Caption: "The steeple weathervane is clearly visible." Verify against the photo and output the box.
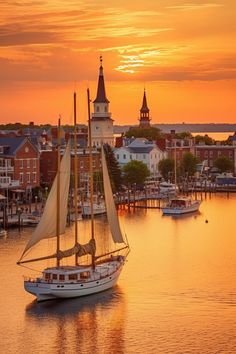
[94,56,109,103]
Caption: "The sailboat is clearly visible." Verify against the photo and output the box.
[161,138,201,215]
[17,92,129,302]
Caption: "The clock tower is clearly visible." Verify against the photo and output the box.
[91,57,114,147]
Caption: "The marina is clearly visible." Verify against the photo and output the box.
[1,194,236,353]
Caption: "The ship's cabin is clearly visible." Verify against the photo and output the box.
[42,267,92,283]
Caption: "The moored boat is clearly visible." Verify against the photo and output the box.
[161,196,201,215]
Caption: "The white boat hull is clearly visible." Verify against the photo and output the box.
[162,201,201,215]
[82,204,106,217]
[24,260,124,302]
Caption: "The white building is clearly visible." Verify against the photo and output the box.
[91,57,114,147]
[114,138,166,176]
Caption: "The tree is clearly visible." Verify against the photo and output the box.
[103,144,123,192]
[194,134,214,145]
[123,160,150,186]
[214,156,233,173]
[158,158,175,181]
[125,127,162,140]
[175,131,192,139]
[180,152,198,177]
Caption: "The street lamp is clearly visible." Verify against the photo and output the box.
[35,196,38,212]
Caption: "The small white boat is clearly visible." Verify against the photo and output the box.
[161,197,201,215]
[82,201,106,217]
[159,182,177,195]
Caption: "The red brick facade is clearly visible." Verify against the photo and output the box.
[14,140,40,188]
[195,145,235,168]
[40,148,101,187]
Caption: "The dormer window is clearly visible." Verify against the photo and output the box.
[104,106,107,112]
[96,106,100,112]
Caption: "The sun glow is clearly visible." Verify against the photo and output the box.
[0,0,235,124]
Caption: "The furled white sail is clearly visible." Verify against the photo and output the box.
[101,145,125,244]
[20,143,71,258]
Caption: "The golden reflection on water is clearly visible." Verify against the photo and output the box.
[1,194,236,353]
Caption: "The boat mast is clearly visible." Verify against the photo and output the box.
[74,92,79,265]
[87,88,95,269]
[56,117,61,267]
[174,137,177,190]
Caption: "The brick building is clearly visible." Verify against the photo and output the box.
[40,147,101,188]
[195,145,236,173]
[0,137,40,191]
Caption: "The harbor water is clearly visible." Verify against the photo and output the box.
[1,194,236,353]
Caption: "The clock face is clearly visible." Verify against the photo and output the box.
[25,146,29,153]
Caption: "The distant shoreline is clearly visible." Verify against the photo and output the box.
[114,123,236,134]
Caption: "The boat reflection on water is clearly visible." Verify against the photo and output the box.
[162,210,202,220]
[24,287,126,354]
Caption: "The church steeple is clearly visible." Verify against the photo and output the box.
[93,56,110,104]
[91,57,114,147]
[139,89,151,128]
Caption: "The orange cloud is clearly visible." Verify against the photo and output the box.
[0,0,235,124]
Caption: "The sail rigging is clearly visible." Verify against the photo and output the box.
[19,142,71,260]
[101,145,125,244]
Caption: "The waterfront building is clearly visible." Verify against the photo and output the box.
[0,137,40,193]
[40,147,101,188]
[114,138,166,176]
[165,130,195,166]
[195,145,236,173]
[91,57,114,147]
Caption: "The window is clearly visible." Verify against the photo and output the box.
[130,155,132,160]
[20,159,23,169]
[33,172,36,183]
[80,161,84,169]
[92,159,96,168]
[80,272,90,279]
[27,172,30,183]
[45,273,51,280]
[0,146,3,154]
[59,274,65,281]
[52,274,57,280]
[69,274,77,280]
[27,159,30,168]
[143,154,146,159]
[123,154,126,159]
[204,151,208,158]
[20,173,23,183]
[33,159,37,168]
[116,154,119,160]
[209,151,213,158]
[104,106,107,112]
[96,106,99,112]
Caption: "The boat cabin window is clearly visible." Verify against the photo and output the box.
[52,274,57,280]
[59,274,65,281]
[45,273,51,280]
[69,274,77,281]
[80,271,90,279]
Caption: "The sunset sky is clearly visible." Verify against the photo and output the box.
[0,0,235,125]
